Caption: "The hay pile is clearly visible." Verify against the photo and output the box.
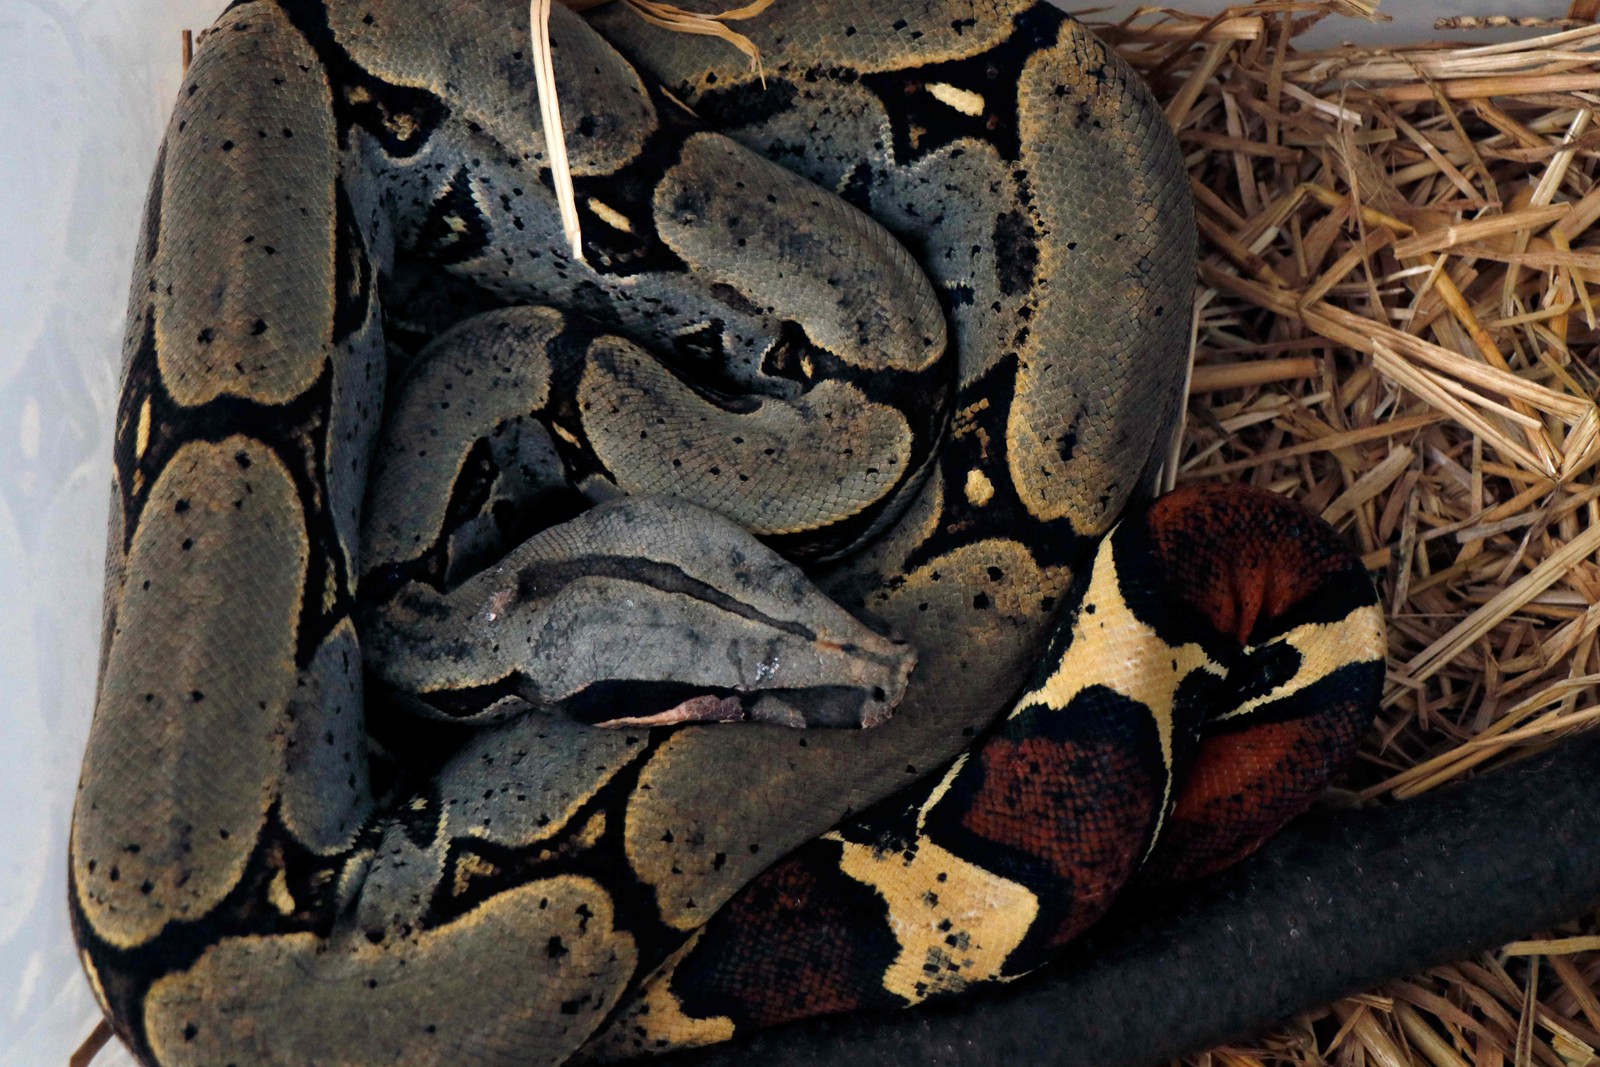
[1088,3,1600,1063]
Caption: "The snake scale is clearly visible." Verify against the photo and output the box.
[69,2,1387,1064]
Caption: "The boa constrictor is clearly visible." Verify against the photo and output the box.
[70,1,1386,1064]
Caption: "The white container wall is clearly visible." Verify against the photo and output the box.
[5,4,220,1065]
[0,2,1570,1064]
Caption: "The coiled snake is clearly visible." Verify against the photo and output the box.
[69,1,1386,1064]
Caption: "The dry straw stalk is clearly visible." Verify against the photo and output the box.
[1086,1,1600,1064]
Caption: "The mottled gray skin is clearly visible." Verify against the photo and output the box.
[70,2,1194,1065]
[364,496,916,727]
[586,0,1195,928]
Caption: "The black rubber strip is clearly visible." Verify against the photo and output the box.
[653,730,1600,1067]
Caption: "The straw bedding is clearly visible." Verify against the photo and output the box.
[1088,3,1600,1063]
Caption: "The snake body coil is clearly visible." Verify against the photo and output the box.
[70,2,1384,1064]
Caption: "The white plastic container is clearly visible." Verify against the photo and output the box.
[5,4,219,1064]
[0,2,1565,1064]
